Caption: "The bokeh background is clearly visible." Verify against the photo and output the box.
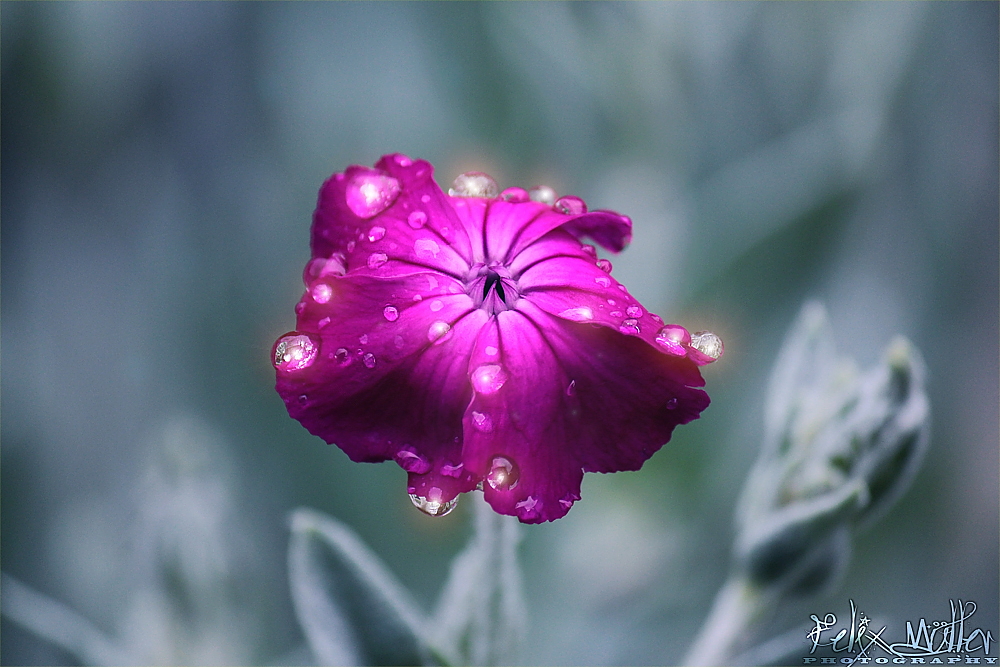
[2,2,997,664]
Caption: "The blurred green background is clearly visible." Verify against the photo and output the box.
[2,2,996,664]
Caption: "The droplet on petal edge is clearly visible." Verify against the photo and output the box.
[396,449,432,474]
[346,172,401,219]
[597,258,613,273]
[449,172,499,198]
[500,187,530,203]
[487,455,519,491]
[655,325,690,356]
[410,490,458,517]
[368,226,386,242]
[368,252,388,269]
[515,495,541,519]
[273,334,318,372]
[383,305,399,322]
[529,185,557,205]
[619,318,641,335]
[688,331,724,365]
[311,282,333,304]
[626,305,643,317]
[471,364,507,395]
[554,195,587,215]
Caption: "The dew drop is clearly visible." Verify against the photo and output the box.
[421,194,431,204]
[666,397,679,410]
[558,492,580,510]
[407,210,428,228]
[500,187,530,202]
[273,334,319,372]
[394,154,413,167]
[363,352,376,369]
[607,299,617,306]
[595,276,611,288]
[566,379,577,396]
[609,310,623,318]
[394,335,405,349]
[311,282,333,304]
[303,254,347,284]
[346,240,356,252]
[334,347,351,366]
[383,305,399,322]
[619,318,641,335]
[346,172,401,218]
[430,299,444,312]
[472,411,494,432]
[359,334,369,345]
[449,172,499,198]
[414,238,441,259]
[559,306,594,322]
[396,449,431,474]
[441,463,464,478]
[528,185,557,205]
[485,345,499,357]
[368,226,386,242]
[318,316,331,329]
[626,305,643,318]
[487,455,519,491]
[580,244,597,258]
[597,258,613,273]
[471,364,507,395]
[367,252,388,269]
[428,320,452,344]
[295,301,307,315]
[409,491,458,517]
[515,496,540,519]
[690,331,724,364]
[297,394,309,406]
[655,325,690,356]
[554,195,587,215]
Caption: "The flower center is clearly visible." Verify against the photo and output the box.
[467,262,519,315]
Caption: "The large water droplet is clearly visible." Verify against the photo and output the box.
[363,353,377,369]
[559,306,594,322]
[303,254,347,284]
[619,318,641,335]
[396,449,432,474]
[690,331,724,364]
[472,411,494,432]
[500,187,530,203]
[655,325,690,356]
[346,172,401,218]
[528,185,556,205]
[449,172,499,198]
[414,238,441,259]
[580,244,597,258]
[311,283,333,304]
[273,334,318,372]
[597,258,613,273]
[407,211,428,228]
[554,195,587,215]
[471,364,507,394]
[367,252,388,269]
[409,489,458,517]
[487,455,519,491]
[368,226,386,242]
[428,321,452,344]
[383,305,399,322]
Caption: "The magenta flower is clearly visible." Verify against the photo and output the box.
[274,154,721,523]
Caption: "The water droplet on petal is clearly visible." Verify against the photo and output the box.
[689,331,724,364]
[273,334,319,372]
[429,299,444,312]
[367,252,388,269]
[597,258,613,273]
[295,301,306,315]
[607,299,616,306]
[595,276,611,288]
[655,325,691,356]
[580,244,597,258]
[396,449,431,474]
[428,321,452,344]
[619,318,641,335]
[487,455,519,491]
[559,306,594,322]
[311,282,333,304]
[566,379,577,396]
[346,241,356,252]
[528,185,556,205]
[407,211,428,228]
[485,345,499,357]
[303,254,347,284]
[472,411,494,432]
[359,334,369,345]
[554,195,587,215]
[626,305,643,318]
[368,226,386,242]
[500,187,530,202]
[421,194,431,204]
[394,335,405,349]
[297,394,309,405]
[409,489,457,517]
[334,348,351,366]
[346,172,401,218]
[471,364,507,395]
[515,495,540,519]
[394,154,413,167]
[609,310,623,318]
[558,492,581,510]
[414,238,441,259]
[363,352,376,369]
[441,463,464,478]
[666,397,679,410]
[383,305,399,321]
[449,172,499,198]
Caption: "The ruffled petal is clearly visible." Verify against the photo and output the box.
[275,271,482,500]
[482,201,633,262]
[460,301,708,523]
